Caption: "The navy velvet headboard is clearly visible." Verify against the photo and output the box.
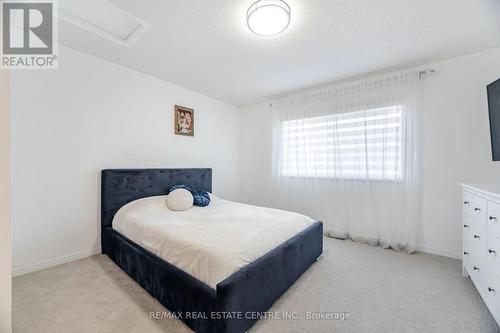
[101,168,212,229]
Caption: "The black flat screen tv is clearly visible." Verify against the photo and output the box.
[488,78,500,161]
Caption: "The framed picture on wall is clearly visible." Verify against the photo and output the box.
[174,105,194,136]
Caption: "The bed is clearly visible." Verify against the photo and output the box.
[101,168,323,333]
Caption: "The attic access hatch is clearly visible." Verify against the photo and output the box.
[58,0,151,47]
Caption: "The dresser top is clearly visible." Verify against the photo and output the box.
[461,183,500,200]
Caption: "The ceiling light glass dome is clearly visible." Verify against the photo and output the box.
[247,0,291,37]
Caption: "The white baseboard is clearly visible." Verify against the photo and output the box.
[415,245,461,259]
[13,247,101,277]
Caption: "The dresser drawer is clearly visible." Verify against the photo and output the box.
[463,191,474,216]
[487,233,500,277]
[471,195,487,228]
[470,223,486,256]
[488,201,500,237]
[469,258,486,291]
[463,216,474,269]
[468,224,486,289]
[486,267,500,319]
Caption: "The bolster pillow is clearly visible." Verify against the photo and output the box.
[166,188,194,211]
[169,185,211,207]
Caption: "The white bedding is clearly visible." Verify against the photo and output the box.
[112,195,315,289]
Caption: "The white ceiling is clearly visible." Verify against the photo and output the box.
[58,0,500,106]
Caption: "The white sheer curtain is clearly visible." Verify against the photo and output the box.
[271,73,420,252]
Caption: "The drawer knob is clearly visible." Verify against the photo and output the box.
[489,249,496,254]
[474,235,480,239]
[464,201,470,205]
[464,251,469,255]
[474,208,481,212]
[488,287,496,293]
[464,224,470,228]
[473,266,480,271]
[490,216,497,222]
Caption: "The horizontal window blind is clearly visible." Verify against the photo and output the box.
[280,105,403,180]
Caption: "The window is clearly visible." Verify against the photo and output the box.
[280,105,403,180]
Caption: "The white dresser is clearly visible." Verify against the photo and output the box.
[462,184,500,325]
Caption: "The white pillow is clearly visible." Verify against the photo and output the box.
[166,189,193,211]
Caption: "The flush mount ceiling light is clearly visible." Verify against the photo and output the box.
[247,0,291,37]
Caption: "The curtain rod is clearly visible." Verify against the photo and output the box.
[417,68,436,79]
[269,68,437,107]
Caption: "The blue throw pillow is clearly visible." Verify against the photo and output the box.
[169,185,210,207]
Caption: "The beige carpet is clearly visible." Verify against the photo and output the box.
[13,238,499,333]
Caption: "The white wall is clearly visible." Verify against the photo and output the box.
[11,45,240,275]
[12,43,500,274]
[239,47,500,258]
[0,70,12,332]
[418,47,500,257]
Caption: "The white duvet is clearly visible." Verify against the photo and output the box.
[112,195,315,289]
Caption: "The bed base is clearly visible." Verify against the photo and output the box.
[102,222,322,333]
